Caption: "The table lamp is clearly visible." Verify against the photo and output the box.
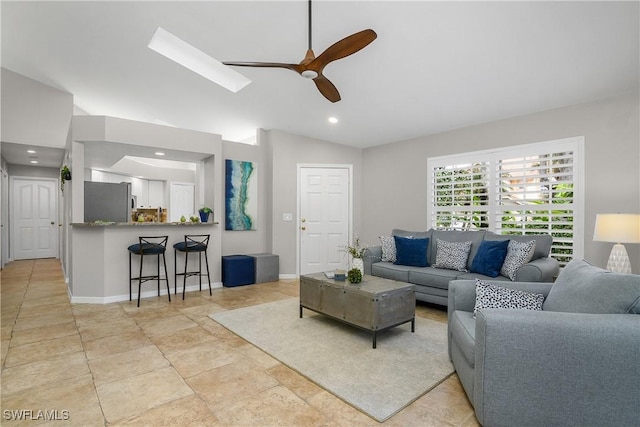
[593,213,640,274]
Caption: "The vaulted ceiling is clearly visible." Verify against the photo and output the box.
[2,1,638,149]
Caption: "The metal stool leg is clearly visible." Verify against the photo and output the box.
[137,253,144,307]
[157,253,161,297]
[174,250,178,295]
[163,252,171,302]
[129,252,133,301]
[182,251,188,300]
[203,250,212,295]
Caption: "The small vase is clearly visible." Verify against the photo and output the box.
[351,257,364,276]
[199,211,210,223]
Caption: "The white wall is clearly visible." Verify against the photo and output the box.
[0,68,72,148]
[266,130,363,275]
[361,93,640,273]
[221,140,265,256]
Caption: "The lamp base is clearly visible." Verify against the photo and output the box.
[606,243,632,274]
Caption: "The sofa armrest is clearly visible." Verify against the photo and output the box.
[515,256,559,282]
[474,310,640,427]
[363,246,382,275]
[447,280,553,357]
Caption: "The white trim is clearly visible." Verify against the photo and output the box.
[279,274,298,280]
[68,282,223,304]
[296,164,353,277]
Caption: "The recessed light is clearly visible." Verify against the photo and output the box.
[30,160,38,164]
[27,149,36,154]
[155,152,165,156]
[328,117,338,124]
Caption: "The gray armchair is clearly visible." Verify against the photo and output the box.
[448,259,640,427]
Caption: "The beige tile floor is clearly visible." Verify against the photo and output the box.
[1,258,479,426]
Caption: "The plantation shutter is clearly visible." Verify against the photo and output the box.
[427,137,584,266]
[429,160,491,231]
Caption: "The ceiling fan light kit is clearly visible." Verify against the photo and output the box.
[148,27,251,93]
[223,0,377,102]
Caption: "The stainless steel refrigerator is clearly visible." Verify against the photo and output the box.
[84,182,132,222]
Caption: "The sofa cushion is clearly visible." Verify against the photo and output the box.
[470,239,510,277]
[430,230,485,269]
[543,259,640,314]
[409,267,461,290]
[450,310,476,368]
[484,231,552,261]
[394,236,429,267]
[433,239,472,272]
[500,240,536,280]
[379,235,396,262]
[371,262,411,282]
[473,279,545,316]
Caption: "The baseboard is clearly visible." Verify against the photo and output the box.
[279,274,298,280]
[69,282,223,304]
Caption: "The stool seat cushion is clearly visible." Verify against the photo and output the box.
[173,242,207,252]
[128,243,166,255]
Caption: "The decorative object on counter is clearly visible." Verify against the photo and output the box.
[198,206,213,223]
[334,269,346,281]
[347,268,362,283]
[225,159,257,230]
[180,215,186,223]
[60,165,71,191]
[190,215,200,223]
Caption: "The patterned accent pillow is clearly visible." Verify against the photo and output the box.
[432,239,472,272]
[500,240,536,280]
[379,235,397,262]
[473,279,545,317]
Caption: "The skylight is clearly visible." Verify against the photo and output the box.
[148,27,251,93]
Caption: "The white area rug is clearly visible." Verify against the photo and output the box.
[210,298,454,422]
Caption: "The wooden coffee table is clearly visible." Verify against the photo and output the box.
[299,272,416,348]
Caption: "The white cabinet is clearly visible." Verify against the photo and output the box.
[131,178,149,207]
[148,180,164,207]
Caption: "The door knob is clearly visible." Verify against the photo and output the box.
[301,218,306,223]
[50,221,54,225]
[301,226,306,231]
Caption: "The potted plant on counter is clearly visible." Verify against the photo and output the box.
[198,206,213,223]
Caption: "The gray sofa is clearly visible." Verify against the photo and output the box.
[448,259,640,426]
[363,229,559,306]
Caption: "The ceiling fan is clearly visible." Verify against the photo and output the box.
[223,0,377,103]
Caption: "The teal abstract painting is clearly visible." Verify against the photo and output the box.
[225,159,257,230]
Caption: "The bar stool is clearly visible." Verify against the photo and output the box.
[173,234,211,300]
[128,236,170,307]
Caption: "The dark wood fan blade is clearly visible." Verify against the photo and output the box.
[223,62,304,73]
[310,29,377,72]
[313,74,341,103]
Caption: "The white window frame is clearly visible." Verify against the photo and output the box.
[427,136,585,263]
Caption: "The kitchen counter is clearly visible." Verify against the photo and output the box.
[70,220,221,303]
[72,221,218,227]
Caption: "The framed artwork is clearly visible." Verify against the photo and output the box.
[225,159,257,230]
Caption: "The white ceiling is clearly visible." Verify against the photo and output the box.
[1,1,638,150]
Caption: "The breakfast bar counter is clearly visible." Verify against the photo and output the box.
[69,221,220,303]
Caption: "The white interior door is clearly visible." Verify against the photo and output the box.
[299,166,350,275]
[12,178,58,260]
[169,182,195,222]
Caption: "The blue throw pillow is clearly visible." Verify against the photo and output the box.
[393,236,429,267]
[470,239,509,277]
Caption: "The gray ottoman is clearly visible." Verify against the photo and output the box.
[247,253,279,283]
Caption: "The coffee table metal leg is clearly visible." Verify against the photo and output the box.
[373,332,377,349]
[411,317,415,333]
[299,305,303,318]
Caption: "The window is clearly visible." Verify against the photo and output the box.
[427,137,584,266]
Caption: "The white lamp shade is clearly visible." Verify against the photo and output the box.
[593,214,640,244]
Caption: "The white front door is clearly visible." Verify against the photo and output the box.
[12,178,58,260]
[169,182,195,222]
[299,166,350,275]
